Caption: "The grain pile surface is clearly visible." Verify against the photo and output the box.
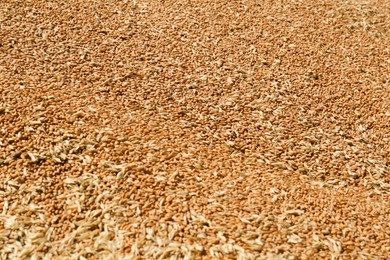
[1,0,390,259]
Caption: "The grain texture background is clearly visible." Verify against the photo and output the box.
[0,0,389,259]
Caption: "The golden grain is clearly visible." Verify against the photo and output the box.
[0,0,389,258]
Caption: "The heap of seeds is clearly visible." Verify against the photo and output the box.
[1,0,389,258]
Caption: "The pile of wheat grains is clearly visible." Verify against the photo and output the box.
[1,0,389,259]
